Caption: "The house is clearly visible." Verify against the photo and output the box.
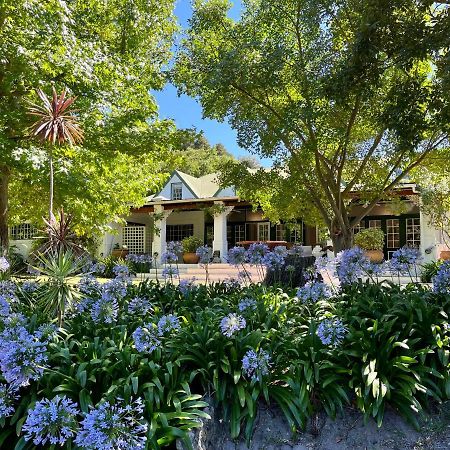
[99,170,445,264]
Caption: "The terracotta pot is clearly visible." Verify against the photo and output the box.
[440,250,450,261]
[111,249,129,259]
[365,249,384,263]
[183,252,200,264]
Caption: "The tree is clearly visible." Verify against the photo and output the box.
[174,0,450,252]
[0,0,177,253]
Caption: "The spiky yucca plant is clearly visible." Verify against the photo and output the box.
[28,87,83,223]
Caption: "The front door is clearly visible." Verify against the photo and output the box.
[257,222,270,241]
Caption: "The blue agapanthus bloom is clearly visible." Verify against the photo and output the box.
[238,297,257,312]
[113,264,130,280]
[21,280,40,294]
[389,246,422,273]
[101,278,128,302]
[433,261,450,295]
[0,383,19,419]
[0,295,11,316]
[0,326,48,387]
[126,254,153,265]
[0,280,17,300]
[78,275,101,296]
[316,318,347,347]
[222,277,241,290]
[335,247,370,285]
[226,246,247,267]
[162,266,179,279]
[133,324,161,353]
[23,395,79,446]
[91,297,119,324]
[242,349,271,381]
[75,399,148,450]
[166,241,183,254]
[262,251,286,269]
[297,281,332,303]
[1,312,27,327]
[161,251,178,264]
[127,297,153,316]
[35,323,58,343]
[246,242,269,265]
[220,313,246,337]
[196,245,211,265]
[157,315,180,335]
[178,278,196,296]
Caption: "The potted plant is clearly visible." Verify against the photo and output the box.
[354,228,385,263]
[111,243,129,259]
[181,236,203,264]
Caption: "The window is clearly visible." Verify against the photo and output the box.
[353,222,365,234]
[369,220,382,229]
[406,218,420,248]
[386,219,400,249]
[166,224,193,242]
[257,223,270,241]
[275,224,286,241]
[235,224,245,242]
[171,183,182,200]
[10,223,38,240]
[288,223,303,243]
[123,226,145,254]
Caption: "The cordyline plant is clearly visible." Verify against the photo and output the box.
[27,87,84,225]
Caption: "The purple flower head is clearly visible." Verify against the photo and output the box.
[242,349,271,381]
[35,323,58,343]
[0,295,11,316]
[389,246,422,273]
[222,277,241,290]
[335,247,370,285]
[133,324,161,353]
[0,384,19,419]
[0,280,17,301]
[273,245,288,257]
[91,297,119,324]
[101,278,127,302]
[21,280,40,294]
[78,275,101,296]
[162,266,179,279]
[297,281,332,303]
[238,297,257,312]
[23,396,79,446]
[167,241,183,254]
[220,313,246,337]
[161,251,178,264]
[179,278,196,296]
[246,242,269,265]
[0,257,9,273]
[226,247,247,267]
[75,399,148,450]
[433,261,450,295]
[127,297,153,316]
[316,318,347,347]
[113,264,130,280]
[126,254,153,265]
[157,314,180,335]
[0,326,48,387]
[196,245,211,265]
[262,251,286,269]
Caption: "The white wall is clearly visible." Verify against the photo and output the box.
[166,210,205,240]
[420,210,440,262]
[158,173,197,200]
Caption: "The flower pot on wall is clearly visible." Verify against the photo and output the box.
[183,252,200,264]
[112,249,129,259]
[365,249,384,264]
[440,250,450,261]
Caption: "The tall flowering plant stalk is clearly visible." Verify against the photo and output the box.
[196,245,211,284]
[27,87,83,225]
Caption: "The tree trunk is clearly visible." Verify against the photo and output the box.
[330,228,353,254]
[0,165,10,256]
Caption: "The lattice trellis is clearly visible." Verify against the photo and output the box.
[123,226,146,254]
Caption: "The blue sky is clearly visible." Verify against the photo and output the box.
[154,0,269,165]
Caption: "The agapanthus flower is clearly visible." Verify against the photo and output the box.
[220,313,246,337]
[196,245,211,265]
[126,254,152,265]
[157,315,180,335]
[433,261,450,295]
[178,278,196,296]
[226,246,247,266]
[0,295,11,316]
[162,266,179,279]
[161,251,178,264]
[21,280,40,294]
[262,251,286,269]
[290,245,304,255]
[91,297,119,324]
[222,277,241,290]
[101,278,128,302]
[35,323,58,343]
[0,326,48,387]
[0,257,9,273]
[133,324,161,353]
[297,281,332,303]
[273,245,289,258]
[316,318,347,347]
[238,297,257,312]
[242,349,271,381]
[0,280,17,300]
[335,247,370,285]
[127,297,153,316]
[1,312,27,327]
[286,265,296,273]
[23,396,79,446]
[166,241,183,254]
[314,255,329,274]
[113,264,130,280]
[389,247,422,273]
[77,275,101,296]
[75,399,148,450]
[246,242,269,265]
[0,384,19,419]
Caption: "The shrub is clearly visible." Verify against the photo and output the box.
[181,236,203,253]
[354,228,385,251]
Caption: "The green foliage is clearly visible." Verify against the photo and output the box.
[181,236,203,253]
[421,260,444,283]
[354,229,385,251]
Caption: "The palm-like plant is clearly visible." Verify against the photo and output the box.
[28,87,83,222]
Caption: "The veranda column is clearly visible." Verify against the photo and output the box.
[420,209,440,263]
[152,205,172,266]
[212,202,234,262]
